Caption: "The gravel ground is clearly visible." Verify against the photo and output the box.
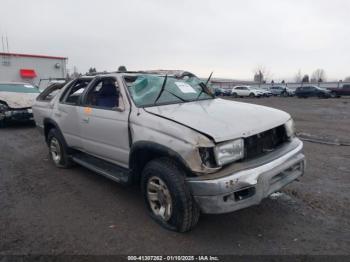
[0,97,349,255]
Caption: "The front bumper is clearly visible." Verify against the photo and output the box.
[186,140,305,214]
[1,108,33,121]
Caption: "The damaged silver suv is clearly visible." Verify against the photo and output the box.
[33,70,305,232]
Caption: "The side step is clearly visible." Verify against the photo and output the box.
[71,153,131,185]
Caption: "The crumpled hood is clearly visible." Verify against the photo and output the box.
[0,91,38,108]
[145,98,291,142]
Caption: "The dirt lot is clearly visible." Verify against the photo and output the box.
[0,97,349,255]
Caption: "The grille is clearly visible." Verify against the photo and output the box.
[244,125,288,160]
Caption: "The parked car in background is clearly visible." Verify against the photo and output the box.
[0,82,41,127]
[214,87,231,96]
[327,84,350,98]
[269,86,294,97]
[32,70,305,232]
[231,86,265,98]
[295,85,331,98]
[258,88,273,97]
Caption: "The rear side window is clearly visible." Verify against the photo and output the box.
[36,83,65,101]
[61,79,92,105]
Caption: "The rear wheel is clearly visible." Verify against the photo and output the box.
[249,93,255,98]
[141,158,200,232]
[330,92,340,98]
[47,129,73,168]
[232,92,238,98]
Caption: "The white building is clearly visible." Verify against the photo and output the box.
[0,52,67,87]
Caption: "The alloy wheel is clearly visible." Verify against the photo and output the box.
[50,137,62,164]
[147,176,173,221]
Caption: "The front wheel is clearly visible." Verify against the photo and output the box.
[141,158,200,232]
[232,92,238,98]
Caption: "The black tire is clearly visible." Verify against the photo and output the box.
[318,93,327,99]
[232,92,238,98]
[141,158,200,232]
[47,128,73,168]
[249,93,255,98]
[0,119,5,128]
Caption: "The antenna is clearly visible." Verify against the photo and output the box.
[6,34,9,53]
[1,36,4,52]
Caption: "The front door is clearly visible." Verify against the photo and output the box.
[78,76,130,168]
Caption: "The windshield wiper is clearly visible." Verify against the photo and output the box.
[196,72,214,100]
[154,75,168,105]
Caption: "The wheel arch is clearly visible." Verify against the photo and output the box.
[0,100,9,107]
[129,141,193,184]
[43,118,65,145]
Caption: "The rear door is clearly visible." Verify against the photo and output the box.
[235,87,245,96]
[241,87,250,96]
[270,86,277,95]
[309,86,318,97]
[33,83,66,128]
[233,87,240,95]
[342,85,350,95]
[301,86,311,97]
[54,78,91,149]
[78,76,130,167]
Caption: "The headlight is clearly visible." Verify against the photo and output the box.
[285,118,295,138]
[0,103,8,112]
[214,139,244,166]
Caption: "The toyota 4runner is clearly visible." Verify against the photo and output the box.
[33,70,305,232]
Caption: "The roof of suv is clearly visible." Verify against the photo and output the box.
[84,70,196,78]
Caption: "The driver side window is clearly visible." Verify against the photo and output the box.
[85,78,123,110]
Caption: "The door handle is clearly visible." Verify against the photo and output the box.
[82,117,89,123]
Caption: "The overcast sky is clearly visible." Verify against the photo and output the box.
[1,0,349,81]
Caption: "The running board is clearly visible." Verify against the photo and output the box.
[71,153,131,185]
